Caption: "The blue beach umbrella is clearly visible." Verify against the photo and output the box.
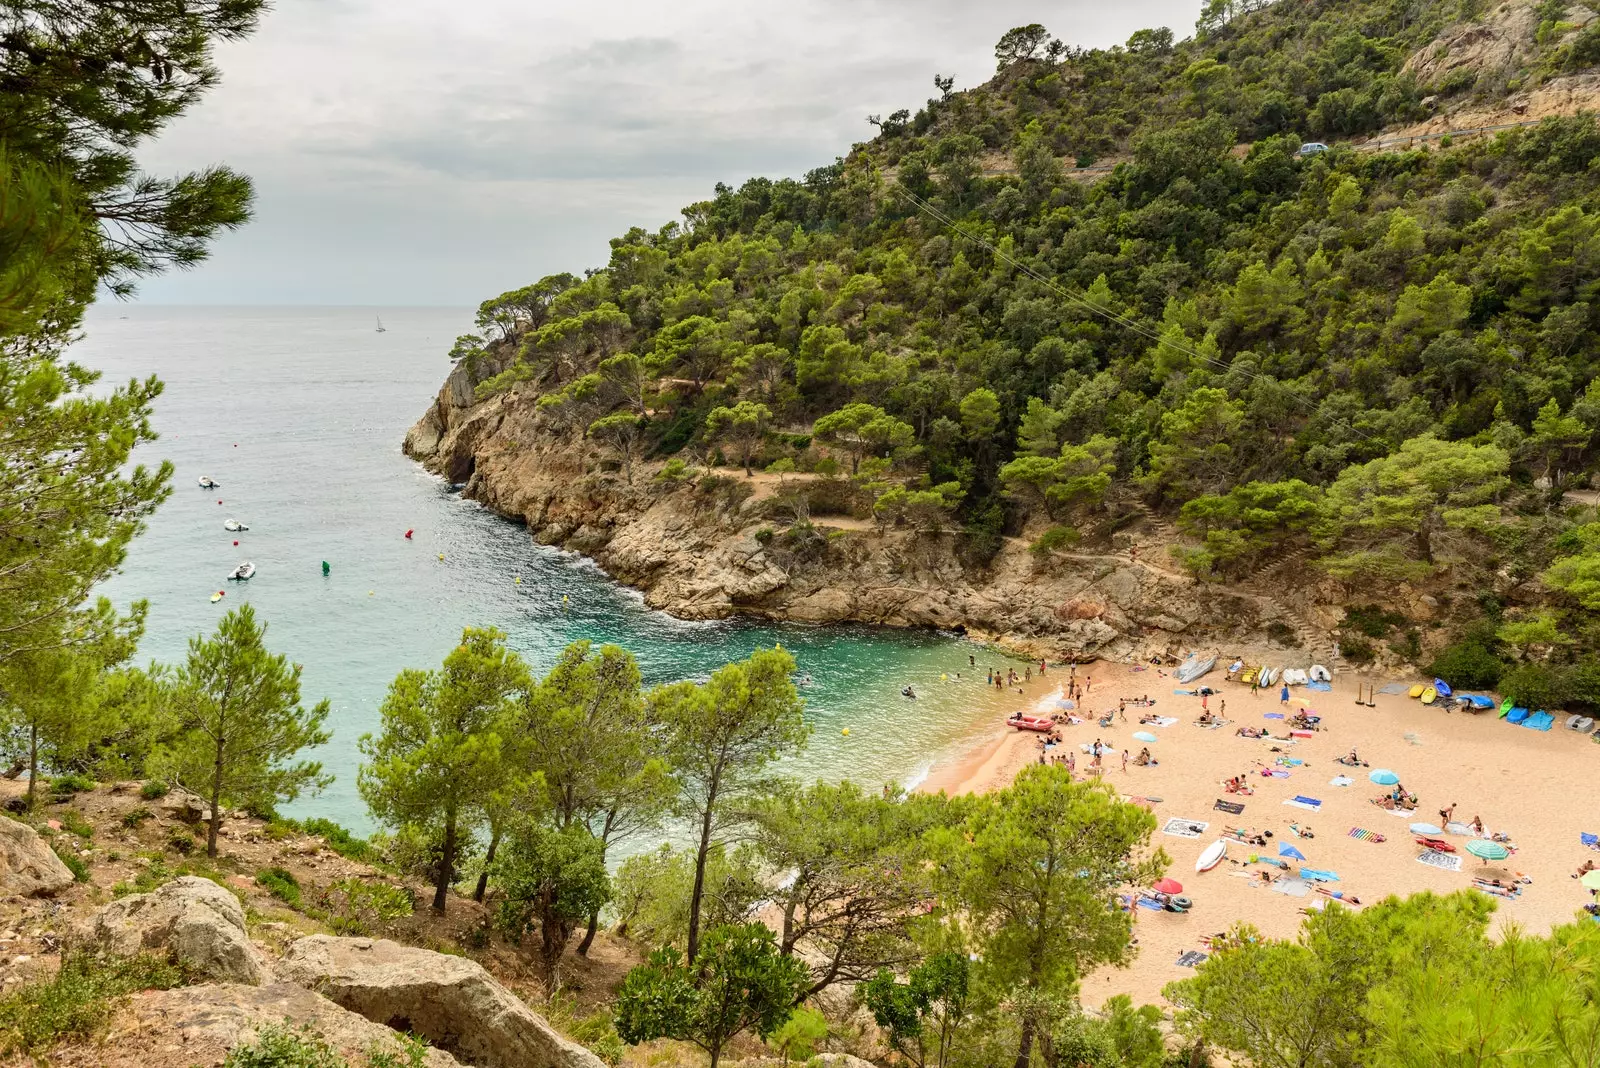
[1133,731,1158,743]
[1369,769,1399,786]
[1278,843,1307,861]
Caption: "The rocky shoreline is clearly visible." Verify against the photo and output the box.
[403,364,1341,665]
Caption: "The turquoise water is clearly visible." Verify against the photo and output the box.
[81,306,1010,832]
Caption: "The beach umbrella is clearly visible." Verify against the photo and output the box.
[1465,839,1509,861]
[1369,769,1400,785]
[1133,731,1158,743]
[1055,699,1076,711]
[1153,877,1183,895]
[1582,870,1600,891]
[1409,822,1442,835]
[1278,844,1307,861]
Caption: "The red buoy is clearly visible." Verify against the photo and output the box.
[232,540,239,546]
[405,529,413,539]
[217,499,223,505]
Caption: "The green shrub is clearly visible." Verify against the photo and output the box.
[50,842,89,883]
[1031,525,1080,556]
[1338,637,1376,664]
[139,780,169,801]
[256,867,302,907]
[0,954,183,1055]
[58,810,94,839]
[121,806,154,829]
[655,457,693,483]
[568,1010,626,1067]
[222,1024,346,1067]
[166,826,196,855]
[311,879,413,936]
[113,858,174,898]
[298,818,376,862]
[1426,626,1504,689]
[1265,621,1302,646]
[1499,662,1570,710]
[47,773,95,796]
[1341,604,1406,639]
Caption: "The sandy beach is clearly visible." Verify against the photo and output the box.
[920,658,1600,1008]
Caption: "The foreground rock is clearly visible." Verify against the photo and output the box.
[126,983,465,1067]
[278,935,605,1068]
[70,876,267,984]
[0,816,76,897]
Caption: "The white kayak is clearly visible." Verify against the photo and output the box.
[223,518,249,532]
[1310,664,1331,682]
[227,561,256,581]
[198,475,219,488]
[1196,838,1228,873]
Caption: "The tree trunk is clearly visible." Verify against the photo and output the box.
[26,724,37,808]
[207,729,226,858]
[433,808,457,914]
[577,909,600,956]
[473,828,500,903]
[686,793,717,963]
[1188,1039,1207,1068]
[1013,1016,1035,1068]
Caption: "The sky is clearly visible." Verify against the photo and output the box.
[133,0,1204,306]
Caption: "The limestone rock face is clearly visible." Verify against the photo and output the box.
[278,935,605,1068]
[0,817,75,897]
[70,876,267,984]
[133,982,464,1067]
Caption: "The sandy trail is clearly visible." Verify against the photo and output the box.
[921,660,1600,1008]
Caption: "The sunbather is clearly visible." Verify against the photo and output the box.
[1575,859,1597,879]
[1133,746,1156,767]
[1196,709,1217,726]
[1236,725,1266,738]
[1139,713,1161,725]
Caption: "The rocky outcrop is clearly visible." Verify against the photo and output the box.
[0,817,76,897]
[1402,0,1544,86]
[278,935,605,1068]
[159,786,216,824]
[404,371,1342,662]
[70,876,267,984]
[131,983,464,1067]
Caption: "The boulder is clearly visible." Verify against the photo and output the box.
[131,983,464,1067]
[159,787,215,824]
[0,816,75,897]
[278,935,605,1068]
[70,876,267,984]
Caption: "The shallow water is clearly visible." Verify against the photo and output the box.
[81,306,1016,832]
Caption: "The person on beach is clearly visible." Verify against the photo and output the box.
[1472,814,1485,835]
[1134,746,1154,766]
[1025,666,1032,682]
[1121,749,1129,772]
[1040,659,1047,675]
[1251,675,1259,695]
[1086,675,1092,693]
[970,654,975,668]
[1440,802,1457,826]
[1220,699,1226,717]
[1066,751,1076,775]
[1576,859,1597,879]
[1281,684,1290,706]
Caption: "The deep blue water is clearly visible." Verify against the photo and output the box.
[80,306,1009,832]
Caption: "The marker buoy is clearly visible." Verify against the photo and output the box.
[438,553,444,561]
[405,529,413,539]
[368,590,375,596]
[210,591,224,603]
[321,561,330,576]
[841,727,850,736]
[232,540,239,546]
[217,499,222,505]
[514,576,521,584]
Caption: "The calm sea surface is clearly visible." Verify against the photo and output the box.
[78,306,1015,833]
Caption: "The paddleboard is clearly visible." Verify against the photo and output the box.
[1421,687,1437,705]
[1196,839,1227,873]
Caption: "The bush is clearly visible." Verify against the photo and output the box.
[50,842,89,883]
[310,879,413,936]
[1499,663,1570,710]
[167,826,196,855]
[139,780,169,801]
[0,955,183,1055]
[57,810,94,839]
[1426,625,1504,689]
[1265,621,1302,646]
[121,805,154,828]
[47,773,95,796]
[222,1024,345,1067]
[1338,637,1376,664]
[655,457,694,483]
[270,817,375,862]
[1031,525,1080,556]
[256,866,302,907]
[1341,604,1406,639]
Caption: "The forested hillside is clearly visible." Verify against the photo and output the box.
[454,0,1600,703]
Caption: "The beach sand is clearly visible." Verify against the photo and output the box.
[920,659,1600,1008]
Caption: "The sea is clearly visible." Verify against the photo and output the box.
[77,305,1020,835]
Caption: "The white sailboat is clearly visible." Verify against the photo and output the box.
[375,314,387,333]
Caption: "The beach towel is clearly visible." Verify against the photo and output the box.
[1137,896,1166,911]
[1290,729,1316,738]
[1153,716,1179,726]
[1269,877,1311,897]
[1162,818,1209,839]
[1265,769,1290,778]
[1523,711,1555,731]
[1445,821,1482,838]
[1175,950,1208,968]
[1173,689,1194,696]
[1417,849,1463,872]
[1279,844,1307,861]
[1377,682,1411,695]
[1582,832,1599,850]
[1348,828,1386,842]
[1300,867,1340,882]
[1307,681,1331,692]
[1284,796,1323,811]
[1264,712,1285,720]
[1214,800,1245,815]
[1330,776,1354,787]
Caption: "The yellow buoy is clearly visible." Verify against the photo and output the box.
[438,553,445,561]
[841,727,850,736]
[514,576,521,584]
[368,590,375,596]
[941,673,948,682]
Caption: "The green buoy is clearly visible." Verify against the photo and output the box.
[321,561,330,576]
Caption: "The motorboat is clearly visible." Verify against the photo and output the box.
[1175,654,1216,684]
[226,561,256,581]
[1007,713,1053,733]
[198,475,219,489]
[223,518,249,532]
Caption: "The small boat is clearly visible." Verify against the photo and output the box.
[376,314,387,333]
[1420,687,1438,705]
[198,475,219,489]
[1309,664,1331,682]
[226,561,256,581]
[1175,654,1216,684]
[223,518,249,532]
[1196,839,1228,873]
[1007,714,1053,733]
[210,591,224,603]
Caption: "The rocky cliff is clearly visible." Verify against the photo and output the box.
[405,371,1346,664]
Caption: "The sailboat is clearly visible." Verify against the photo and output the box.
[375,314,387,333]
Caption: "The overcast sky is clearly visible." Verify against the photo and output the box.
[132,0,1203,306]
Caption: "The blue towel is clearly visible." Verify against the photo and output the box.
[1307,681,1331,692]
[1524,711,1555,731]
[1582,832,1599,848]
[1299,867,1341,882]
[1506,707,1530,725]
[1279,844,1307,860]
[1264,713,1285,720]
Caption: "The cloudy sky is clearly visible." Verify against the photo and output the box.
[134,0,1203,305]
